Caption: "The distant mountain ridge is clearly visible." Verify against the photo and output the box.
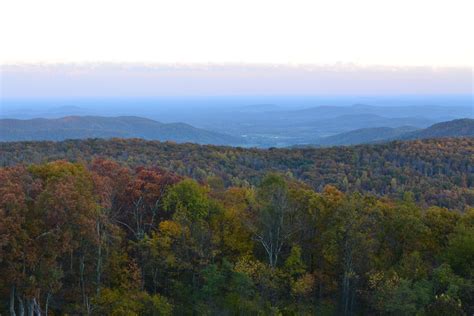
[2,101,471,147]
[401,118,474,140]
[313,118,474,146]
[0,116,244,145]
[316,126,419,146]
[1,115,472,147]
[291,104,473,119]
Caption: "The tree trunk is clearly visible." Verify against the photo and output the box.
[80,254,91,315]
[33,297,41,316]
[45,293,51,316]
[341,235,356,316]
[16,294,24,316]
[10,285,16,316]
[96,220,102,295]
[27,299,33,316]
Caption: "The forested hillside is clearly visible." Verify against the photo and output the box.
[402,118,474,140]
[1,161,473,315]
[312,118,474,146]
[314,126,418,146]
[1,137,473,210]
[0,116,243,145]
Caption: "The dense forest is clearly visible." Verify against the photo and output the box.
[0,157,473,315]
[1,138,472,210]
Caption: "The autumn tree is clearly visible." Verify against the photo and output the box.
[249,174,300,268]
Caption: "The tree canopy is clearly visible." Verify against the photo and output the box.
[1,158,472,315]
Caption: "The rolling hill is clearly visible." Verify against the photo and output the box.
[0,116,244,145]
[315,126,419,146]
[313,118,474,146]
[401,118,474,140]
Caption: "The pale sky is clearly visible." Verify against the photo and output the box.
[1,0,473,67]
[2,64,472,97]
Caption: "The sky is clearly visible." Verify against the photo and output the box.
[0,0,473,97]
[1,64,472,98]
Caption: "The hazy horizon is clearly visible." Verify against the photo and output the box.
[0,1,472,143]
[2,1,472,102]
[1,63,472,100]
